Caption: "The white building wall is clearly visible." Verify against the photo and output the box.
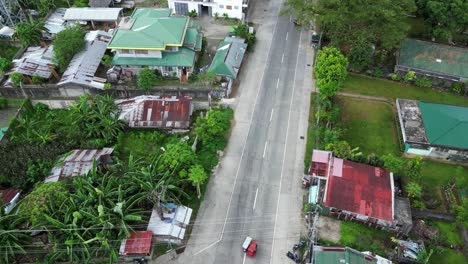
[169,0,243,19]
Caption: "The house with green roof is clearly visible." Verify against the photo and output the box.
[395,39,468,86]
[208,37,247,80]
[397,99,468,162]
[107,8,203,81]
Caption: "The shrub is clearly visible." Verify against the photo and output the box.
[390,73,401,82]
[214,12,219,20]
[104,83,111,89]
[0,97,7,109]
[223,13,229,20]
[450,82,464,95]
[0,57,12,72]
[53,25,85,72]
[10,72,23,87]
[188,10,197,17]
[101,54,113,67]
[137,67,158,90]
[403,71,416,82]
[371,68,384,78]
[31,74,43,84]
[415,76,432,88]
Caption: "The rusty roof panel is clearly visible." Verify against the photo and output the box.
[116,95,193,129]
[0,189,21,204]
[120,231,153,255]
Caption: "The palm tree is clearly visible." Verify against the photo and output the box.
[14,16,48,47]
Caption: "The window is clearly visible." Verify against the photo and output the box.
[219,5,224,9]
[135,50,148,55]
[234,6,239,9]
[121,49,130,54]
[226,5,232,10]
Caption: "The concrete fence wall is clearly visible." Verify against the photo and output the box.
[0,84,228,100]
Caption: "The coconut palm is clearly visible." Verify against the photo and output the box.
[14,16,48,47]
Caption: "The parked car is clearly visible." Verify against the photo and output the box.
[242,236,257,257]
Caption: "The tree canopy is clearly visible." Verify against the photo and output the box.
[14,16,47,47]
[53,24,85,72]
[283,0,416,65]
[314,47,348,98]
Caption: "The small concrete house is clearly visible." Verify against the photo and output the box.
[397,99,468,162]
[107,8,203,82]
[309,150,412,234]
[169,0,247,19]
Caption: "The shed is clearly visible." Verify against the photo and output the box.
[43,8,67,39]
[57,31,112,89]
[89,0,113,7]
[208,37,247,80]
[64,8,123,29]
[119,231,153,256]
[147,204,192,244]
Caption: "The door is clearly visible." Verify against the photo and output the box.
[174,2,189,16]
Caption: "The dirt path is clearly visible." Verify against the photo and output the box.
[315,216,341,243]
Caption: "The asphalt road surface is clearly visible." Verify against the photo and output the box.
[161,0,313,263]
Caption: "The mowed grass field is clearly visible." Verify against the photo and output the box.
[336,96,400,156]
[342,74,468,107]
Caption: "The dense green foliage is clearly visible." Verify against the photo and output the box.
[53,25,85,72]
[314,47,348,98]
[0,97,7,109]
[233,23,256,51]
[14,16,47,47]
[0,58,13,73]
[283,0,415,69]
[137,67,158,90]
[10,72,23,87]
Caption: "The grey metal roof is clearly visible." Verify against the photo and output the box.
[89,0,113,7]
[64,7,123,22]
[57,31,111,89]
[224,38,247,79]
[44,8,67,36]
[9,46,56,79]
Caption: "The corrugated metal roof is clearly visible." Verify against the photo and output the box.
[116,96,193,129]
[310,150,331,176]
[89,0,113,7]
[64,8,123,22]
[0,189,21,204]
[418,101,468,149]
[147,204,192,240]
[325,158,393,222]
[119,231,153,255]
[313,246,378,264]
[208,37,247,79]
[57,31,111,89]
[44,8,67,36]
[9,46,55,79]
[45,148,114,182]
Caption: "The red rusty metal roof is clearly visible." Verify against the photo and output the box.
[116,96,193,129]
[310,150,331,176]
[122,231,153,255]
[325,159,393,222]
[0,189,21,204]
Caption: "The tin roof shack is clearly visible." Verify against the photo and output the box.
[313,246,391,264]
[396,99,468,162]
[64,8,123,30]
[0,189,21,214]
[45,148,114,182]
[4,46,58,87]
[309,150,412,234]
[395,39,468,86]
[43,8,67,40]
[57,31,112,90]
[147,203,192,244]
[119,231,153,262]
[115,96,193,130]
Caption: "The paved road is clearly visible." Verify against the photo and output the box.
[158,0,314,263]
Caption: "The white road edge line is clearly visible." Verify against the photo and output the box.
[193,239,221,256]
[276,78,280,89]
[286,32,289,41]
[253,188,259,210]
[281,53,285,63]
[263,141,268,159]
[269,30,303,264]
[242,253,247,264]
[269,109,274,122]
[218,4,283,243]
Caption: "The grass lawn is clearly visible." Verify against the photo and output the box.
[340,221,391,256]
[421,160,468,187]
[304,93,318,172]
[336,96,400,156]
[430,247,466,264]
[434,221,463,246]
[342,74,468,107]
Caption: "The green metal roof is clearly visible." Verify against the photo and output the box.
[419,102,468,149]
[184,28,203,51]
[108,8,188,50]
[208,38,247,79]
[313,247,377,264]
[398,39,468,79]
[0,127,6,140]
[112,47,196,67]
